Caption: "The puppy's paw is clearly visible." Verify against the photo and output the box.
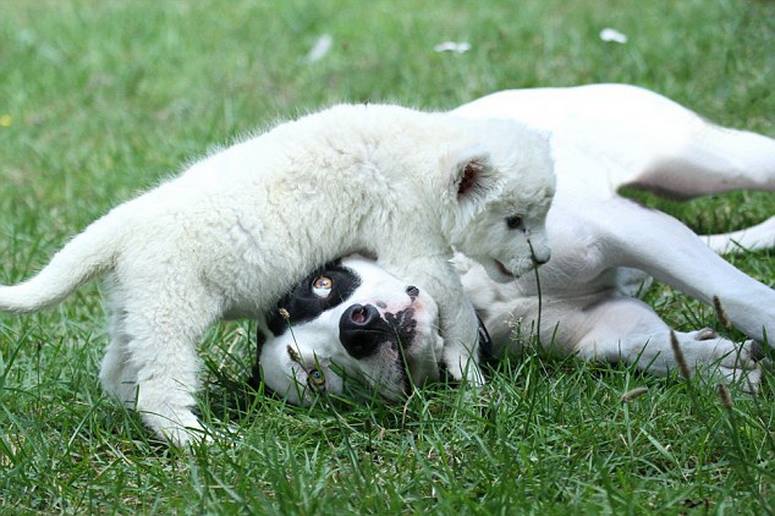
[143,409,211,447]
[441,346,486,387]
[463,362,486,387]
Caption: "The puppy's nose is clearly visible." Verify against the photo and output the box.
[339,304,385,358]
[532,251,551,265]
[406,285,420,299]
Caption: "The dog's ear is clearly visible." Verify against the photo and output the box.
[450,146,494,202]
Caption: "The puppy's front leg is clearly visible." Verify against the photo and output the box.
[382,255,484,386]
[440,293,485,386]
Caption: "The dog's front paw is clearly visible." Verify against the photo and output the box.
[714,363,761,394]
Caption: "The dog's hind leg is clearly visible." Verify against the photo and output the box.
[457,85,775,198]
[559,85,775,198]
[625,122,775,198]
[119,276,224,446]
[593,198,775,343]
[569,295,761,391]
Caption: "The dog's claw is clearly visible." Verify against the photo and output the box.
[695,328,717,341]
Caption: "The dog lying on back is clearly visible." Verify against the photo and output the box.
[0,104,555,444]
[254,85,774,404]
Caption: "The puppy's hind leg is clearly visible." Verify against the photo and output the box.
[97,276,140,402]
[120,277,224,446]
[99,303,134,402]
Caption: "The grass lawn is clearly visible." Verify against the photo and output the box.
[1,0,773,512]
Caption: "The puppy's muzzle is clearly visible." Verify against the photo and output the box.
[339,304,393,358]
[527,238,551,266]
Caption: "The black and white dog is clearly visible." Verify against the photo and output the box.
[255,84,775,404]
[257,256,445,404]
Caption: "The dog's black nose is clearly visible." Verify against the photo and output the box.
[339,304,387,358]
[406,285,420,299]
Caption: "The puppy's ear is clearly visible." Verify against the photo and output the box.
[450,146,494,201]
[457,159,487,197]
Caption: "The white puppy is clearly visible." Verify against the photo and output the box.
[0,104,555,444]
[255,85,774,402]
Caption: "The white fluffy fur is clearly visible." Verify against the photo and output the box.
[259,84,774,401]
[0,104,555,444]
[450,85,774,388]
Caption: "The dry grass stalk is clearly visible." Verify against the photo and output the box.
[670,331,692,380]
[712,296,731,328]
[621,386,649,403]
[717,383,733,409]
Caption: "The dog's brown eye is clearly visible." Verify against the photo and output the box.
[505,215,524,230]
[311,275,333,297]
[307,368,326,389]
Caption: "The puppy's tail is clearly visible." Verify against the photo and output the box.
[0,209,123,314]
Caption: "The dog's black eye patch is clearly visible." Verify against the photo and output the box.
[266,260,361,336]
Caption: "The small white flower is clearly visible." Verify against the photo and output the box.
[305,34,333,63]
[599,28,628,44]
[433,41,471,54]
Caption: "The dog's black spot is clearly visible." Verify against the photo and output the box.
[251,331,268,391]
[384,307,418,348]
[266,261,361,337]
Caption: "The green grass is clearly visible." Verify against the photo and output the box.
[1,0,773,512]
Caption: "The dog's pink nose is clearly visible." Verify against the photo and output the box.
[349,305,374,325]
